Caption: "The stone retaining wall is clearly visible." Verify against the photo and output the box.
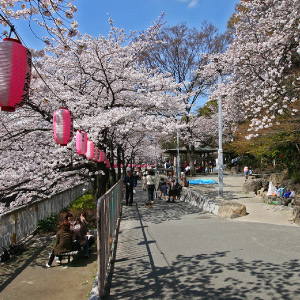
[180,187,222,215]
[0,183,91,249]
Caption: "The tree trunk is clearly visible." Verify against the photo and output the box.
[117,146,122,180]
[93,163,108,202]
[110,167,117,185]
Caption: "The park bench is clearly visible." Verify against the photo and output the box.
[58,250,79,264]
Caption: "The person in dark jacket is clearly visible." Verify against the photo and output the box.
[46,220,72,267]
[123,169,137,206]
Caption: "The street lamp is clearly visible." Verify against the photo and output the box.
[216,62,223,198]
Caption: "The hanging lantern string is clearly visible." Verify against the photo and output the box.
[0,10,85,132]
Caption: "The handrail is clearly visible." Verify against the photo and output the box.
[96,179,123,298]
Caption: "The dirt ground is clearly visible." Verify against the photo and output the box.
[0,233,97,300]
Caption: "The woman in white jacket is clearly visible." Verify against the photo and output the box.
[146,169,155,205]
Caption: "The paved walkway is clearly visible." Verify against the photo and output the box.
[0,234,97,300]
[106,175,300,299]
[1,174,298,300]
[188,173,296,226]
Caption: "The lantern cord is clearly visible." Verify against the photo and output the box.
[0,11,85,131]
[0,12,21,42]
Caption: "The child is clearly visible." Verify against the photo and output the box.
[161,181,168,201]
[158,177,165,199]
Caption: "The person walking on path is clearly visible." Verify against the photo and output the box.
[161,181,168,201]
[46,220,72,268]
[164,161,170,175]
[244,165,249,180]
[167,172,174,202]
[142,173,147,191]
[146,169,156,206]
[123,169,137,206]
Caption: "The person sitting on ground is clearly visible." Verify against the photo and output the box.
[46,220,72,268]
[72,217,89,258]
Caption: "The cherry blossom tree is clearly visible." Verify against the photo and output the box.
[0,19,186,213]
[142,22,230,175]
[0,0,78,41]
[199,0,300,140]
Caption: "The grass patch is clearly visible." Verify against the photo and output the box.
[58,190,97,230]
[68,189,96,211]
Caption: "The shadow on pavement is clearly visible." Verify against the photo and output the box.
[0,236,51,293]
[107,182,300,300]
[121,184,204,226]
[108,249,300,299]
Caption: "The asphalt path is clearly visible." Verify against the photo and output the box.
[107,183,300,300]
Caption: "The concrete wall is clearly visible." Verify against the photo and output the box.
[0,183,91,249]
[180,187,222,215]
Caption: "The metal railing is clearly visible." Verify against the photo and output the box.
[96,179,123,298]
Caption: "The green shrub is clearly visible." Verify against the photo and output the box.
[37,213,58,232]
[69,190,96,211]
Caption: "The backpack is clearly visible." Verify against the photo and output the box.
[9,243,21,255]
[276,187,286,198]
[1,247,10,262]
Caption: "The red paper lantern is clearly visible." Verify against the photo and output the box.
[53,108,72,146]
[86,140,94,160]
[93,146,99,162]
[76,130,87,155]
[98,150,106,162]
[0,38,32,111]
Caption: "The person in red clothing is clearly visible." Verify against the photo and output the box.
[183,161,188,171]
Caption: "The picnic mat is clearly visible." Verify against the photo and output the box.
[187,179,217,185]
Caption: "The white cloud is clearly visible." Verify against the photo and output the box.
[178,0,199,8]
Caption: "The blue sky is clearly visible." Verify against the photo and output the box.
[8,0,239,50]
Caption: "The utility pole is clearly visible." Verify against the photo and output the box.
[217,69,223,198]
[176,121,181,178]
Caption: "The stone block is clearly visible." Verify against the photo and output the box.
[218,202,247,219]
[243,179,260,193]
